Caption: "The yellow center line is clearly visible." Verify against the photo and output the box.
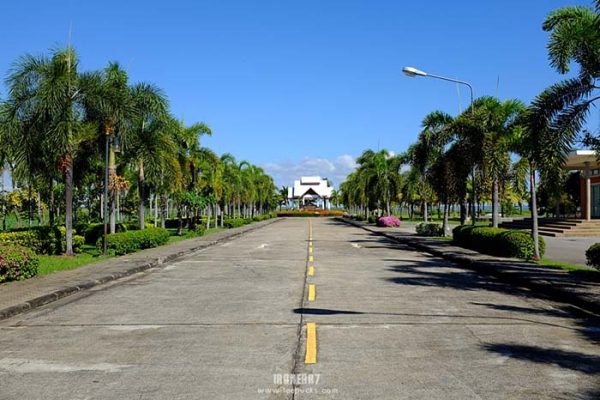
[308,284,316,301]
[305,323,317,364]
[309,247,313,254]
[308,255,314,262]
[308,266,315,276]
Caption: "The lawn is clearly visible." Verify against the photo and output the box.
[538,259,599,278]
[37,227,227,276]
[37,245,112,276]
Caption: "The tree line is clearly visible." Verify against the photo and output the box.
[340,1,600,259]
[0,47,278,255]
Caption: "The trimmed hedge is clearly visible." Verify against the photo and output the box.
[452,225,545,260]
[416,222,444,237]
[83,223,127,245]
[224,218,248,228]
[0,244,39,283]
[0,226,83,254]
[586,243,600,270]
[97,227,170,256]
[276,210,344,217]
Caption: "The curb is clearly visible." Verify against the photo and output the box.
[337,218,600,316]
[0,218,281,321]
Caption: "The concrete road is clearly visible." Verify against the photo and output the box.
[544,236,598,267]
[0,218,599,399]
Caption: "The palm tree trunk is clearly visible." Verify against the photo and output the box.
[492,179,499,228]
[65,154,74,256]
[443,202,450,237]
[423,200,429,223]
[160,193,168,229]
[108,144,117,234]
[138,159,145,229]
[49,179,55,226]
[177,205,183,235]
[529,166,540,260]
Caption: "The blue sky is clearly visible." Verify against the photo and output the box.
[0,0,593,187]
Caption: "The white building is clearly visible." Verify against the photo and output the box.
[287,176,333,209]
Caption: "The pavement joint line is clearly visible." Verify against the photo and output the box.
[304,322,317,364]
[308,284,316,301]
[0,219,281,322]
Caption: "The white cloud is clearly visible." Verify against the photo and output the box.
[261,154,357,189]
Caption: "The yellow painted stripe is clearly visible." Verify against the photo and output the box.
[309,247,313,254]
[308,266,315,276]
[308,255,314,262]
[305,323,317,364]
[308,284,316,301]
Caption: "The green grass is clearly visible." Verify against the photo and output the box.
[26,222,255,277]
[37,245,112,276]
[538,258,599,278]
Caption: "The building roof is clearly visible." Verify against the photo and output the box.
[564,150,597,170]
[288,176,333,199]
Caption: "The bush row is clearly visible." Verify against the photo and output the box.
[416,222,444,236]
[276,210,344,217]
[97,227,170,256]
[0,244,39,283]
[0,226,84,254]
[452,225,545,260]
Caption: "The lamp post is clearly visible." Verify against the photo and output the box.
[402,66,477,225]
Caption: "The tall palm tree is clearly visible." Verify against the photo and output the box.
[127,83,169,229]
[4,47,84,254]
[80,62,135,233]
[469,97,525,227]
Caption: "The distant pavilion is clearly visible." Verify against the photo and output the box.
[287,176,333,209]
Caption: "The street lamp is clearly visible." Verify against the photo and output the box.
[402,66,477,225]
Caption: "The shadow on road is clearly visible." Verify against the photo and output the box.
[483,343,600,375]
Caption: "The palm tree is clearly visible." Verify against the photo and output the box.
[127,83,169,229]
[515,1,600,259]
[407,111,454,222]
[4,47,84,254]
[80,62,135,233]
[469,97,525,227]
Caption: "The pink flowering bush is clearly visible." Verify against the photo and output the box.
[0,244,39,283]
[376,216,401,227]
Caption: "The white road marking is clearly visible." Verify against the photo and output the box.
[351,243,361,248]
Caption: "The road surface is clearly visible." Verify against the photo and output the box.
[0,218,598,399]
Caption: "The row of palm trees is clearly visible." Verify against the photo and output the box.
[0,47,278,255]
[341,1,600,259]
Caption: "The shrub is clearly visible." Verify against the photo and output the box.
[0,226,64,254]
[0,244,39,283]
[452,225,545,260]
[416,222,444,237]
[224,218,246,228]
[97,227,170,256]
[367,215,377,224]
[586,243,600,270]
[83,223,127,245]
[126,222,154,231]
[185,225,206,238]
[377,216,401,227]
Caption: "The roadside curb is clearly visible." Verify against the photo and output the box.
[337,218,600,316]
[0,218,280,321]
